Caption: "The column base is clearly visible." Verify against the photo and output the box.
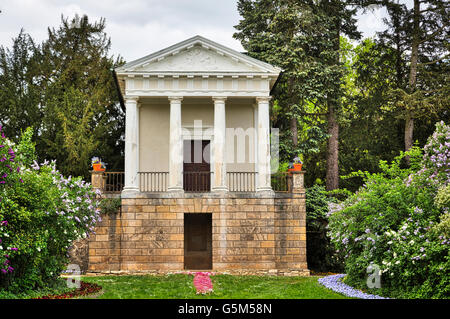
[212,186,228,193]
[121,187,140,198]
[167,186,184,193]
[256,188,275,197]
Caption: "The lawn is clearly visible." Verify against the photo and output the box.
[80,274,351,299]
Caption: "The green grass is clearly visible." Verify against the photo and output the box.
[80,274,351,299]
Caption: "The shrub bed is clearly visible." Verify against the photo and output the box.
[33,281,102,299]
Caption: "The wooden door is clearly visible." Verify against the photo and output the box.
[183,140,210,192]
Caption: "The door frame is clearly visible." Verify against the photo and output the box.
[183,213,213,270]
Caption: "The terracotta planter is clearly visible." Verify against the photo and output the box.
[293,163,302,171]
[92,163,105,172]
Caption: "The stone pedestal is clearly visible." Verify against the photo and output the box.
[91,171,106,191]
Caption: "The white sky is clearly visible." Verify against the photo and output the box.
[0,0,409,62]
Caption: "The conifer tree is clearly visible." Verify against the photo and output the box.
[234,0,360,190]
[378,0,449,154]
[38,14,125,178]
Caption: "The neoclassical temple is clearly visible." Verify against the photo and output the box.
[87,36,308,275]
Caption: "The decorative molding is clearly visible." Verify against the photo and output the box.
[126,90,270,98]
[116,35,282,74]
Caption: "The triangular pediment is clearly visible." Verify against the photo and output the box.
[134,46,263,73]
[116,35,281,75]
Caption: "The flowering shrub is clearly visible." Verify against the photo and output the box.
[328,121,449,299]
[0,126,101,292]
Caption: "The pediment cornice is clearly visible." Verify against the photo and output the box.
[116,35,282,76]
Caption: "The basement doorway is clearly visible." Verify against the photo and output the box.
[184,214,212,270]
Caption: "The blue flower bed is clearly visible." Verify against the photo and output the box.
[318,274,390,299]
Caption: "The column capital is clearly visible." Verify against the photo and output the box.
[168,96,183,103]
[256,96,272,103]
[212,96,227,103]
[124,96,139,103]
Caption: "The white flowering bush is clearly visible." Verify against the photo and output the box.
[328,121,449,298]
[0,127,101,292]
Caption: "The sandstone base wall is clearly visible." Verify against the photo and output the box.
[86,192,308,275]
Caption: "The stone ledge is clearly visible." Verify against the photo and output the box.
[85,269,310,277]
[120,191,306,199]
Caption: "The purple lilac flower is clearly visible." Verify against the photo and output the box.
[31,160,40,170]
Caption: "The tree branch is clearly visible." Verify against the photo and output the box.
[419,24,448,44]
[418,54,449,66]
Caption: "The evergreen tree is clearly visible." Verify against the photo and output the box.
[37,14,125,178]
[378,0,449,154]
[234,0,360,190]
[0,30,42,140]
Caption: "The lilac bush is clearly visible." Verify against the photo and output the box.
[327,121,449,299]
[0,127,101,292]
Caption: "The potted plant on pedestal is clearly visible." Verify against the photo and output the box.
[288,156,303,172]
[91,157,106,172]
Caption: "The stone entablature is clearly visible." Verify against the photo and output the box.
[120,74,274,98]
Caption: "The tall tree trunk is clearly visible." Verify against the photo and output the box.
[290,116,298,147]
[289,77,298,149]
[405,111,414,152]
[326,101,339,191]
[326,4,340,191]
[405,0,420,153]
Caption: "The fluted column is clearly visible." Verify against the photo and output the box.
[256,96,272,192]
[168,96,184,192]
[212,97,227,192]
[122,96,140,194]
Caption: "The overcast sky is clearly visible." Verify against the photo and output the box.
[0,0,410,62]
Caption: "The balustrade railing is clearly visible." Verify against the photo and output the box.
[93,171,298,194]
[139,172,168,192]
[271,172,293,192]
[103,171,125,193]
[227,172,257,192]
[183,171,212,192]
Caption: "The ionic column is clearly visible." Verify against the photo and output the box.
[122,96,140,194]
[212,97,227,192]
[256,96,272,192]
[168,96,184,192]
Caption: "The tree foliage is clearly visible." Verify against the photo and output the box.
[0,15,125,179]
